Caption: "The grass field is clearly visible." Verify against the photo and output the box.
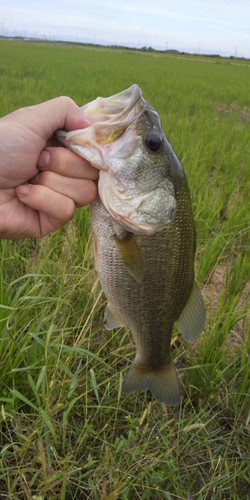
[0,40,249,500]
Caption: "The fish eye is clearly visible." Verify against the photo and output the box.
[144,132,162,153]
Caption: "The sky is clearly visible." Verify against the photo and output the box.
[1,0,250,58]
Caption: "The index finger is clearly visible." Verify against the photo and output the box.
[37,147,99,181]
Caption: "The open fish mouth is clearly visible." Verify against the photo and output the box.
[56,84,145,169]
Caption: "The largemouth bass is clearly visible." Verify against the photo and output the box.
[57,85,205,406]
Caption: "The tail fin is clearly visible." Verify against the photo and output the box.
[122,358,180,406]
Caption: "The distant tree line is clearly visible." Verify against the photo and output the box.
[0,36,249,61]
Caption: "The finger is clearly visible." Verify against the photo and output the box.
[31,171,97,207]
[16,183,75,225]
[37,147,99,181]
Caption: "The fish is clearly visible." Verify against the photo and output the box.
[56,84,205,406]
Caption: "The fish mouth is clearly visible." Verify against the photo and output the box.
[56,85,144,169]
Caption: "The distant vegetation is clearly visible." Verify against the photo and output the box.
[1,35,249,61]
[0,40,249,499]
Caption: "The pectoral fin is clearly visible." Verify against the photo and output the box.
[113,232,144,283]
[104,302,124,330]
[177,281,205,341]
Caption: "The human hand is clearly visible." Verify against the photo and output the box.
[0,97,98,239]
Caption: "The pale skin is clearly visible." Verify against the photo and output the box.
[0,96,99,239]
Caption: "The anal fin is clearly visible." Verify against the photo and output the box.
[177,281,205,341]
[122,357,180,406]
[104,302,124,331]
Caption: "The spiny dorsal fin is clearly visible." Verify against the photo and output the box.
[113,232,144,283]
[177,281,205,341]
[104,302,124,330]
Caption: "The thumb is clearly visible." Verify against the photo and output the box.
[18,96,91,141]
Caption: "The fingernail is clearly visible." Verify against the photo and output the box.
[39,150,50,168]
[16,184,30,197]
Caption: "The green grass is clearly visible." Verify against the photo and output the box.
[0,40,249,499]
